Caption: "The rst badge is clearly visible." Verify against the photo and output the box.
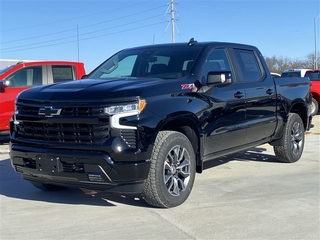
[38,106,62,117]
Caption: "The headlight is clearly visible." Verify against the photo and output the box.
[104,99,146,115]
[106,99,147,130]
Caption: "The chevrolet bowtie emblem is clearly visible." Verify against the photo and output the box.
[38,106,62,117]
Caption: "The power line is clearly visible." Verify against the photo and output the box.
[1,22,165,54]
[1,14,165,51]
[1,5,166,45]
[1,0,155,33]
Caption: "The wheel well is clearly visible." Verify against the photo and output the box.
[290,103,308,130]
[160,118,202,172]
[311,92,320,103]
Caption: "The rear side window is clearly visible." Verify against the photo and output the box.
[234,49,262,82]
[7,66,42,87]
[52,66,74,83]
[305,71,320,80]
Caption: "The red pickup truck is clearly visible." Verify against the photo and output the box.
[305,70,320,115]
[0,60,86,138]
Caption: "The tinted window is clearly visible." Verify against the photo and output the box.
[52,66,74,83]
[281,72,301,78]
[202,48,231,81]
[305,71,320,80]
[234,49,262,82]
[7,66,42,87]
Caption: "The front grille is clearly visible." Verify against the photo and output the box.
[16,122,110,144]
[15,103,111,145]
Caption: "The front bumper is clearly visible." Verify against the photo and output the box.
[10,144,150,193]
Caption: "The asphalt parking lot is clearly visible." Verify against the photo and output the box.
[0,115,319,240]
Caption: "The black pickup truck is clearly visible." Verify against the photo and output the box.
[9,40,313,208]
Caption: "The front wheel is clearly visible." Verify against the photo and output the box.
[273,113,305,163]
[142,131,196,208]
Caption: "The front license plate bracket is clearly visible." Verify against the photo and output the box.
[36,156,63,173]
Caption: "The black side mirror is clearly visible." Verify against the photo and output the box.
[207,71,232,85]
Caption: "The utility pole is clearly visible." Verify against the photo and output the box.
[315,14,320,69]
[77,25,80,62]
[170,0,176,43]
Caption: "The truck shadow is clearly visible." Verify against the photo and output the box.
[0,158,149,208]
[203,147,279,170]
[0,147,277,208]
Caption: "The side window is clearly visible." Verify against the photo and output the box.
[234,49,262,82]
[7,66,42,87]
[202,49,231,81]
[52,66,75,83]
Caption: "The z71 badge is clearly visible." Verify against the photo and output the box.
[181,83,194,90]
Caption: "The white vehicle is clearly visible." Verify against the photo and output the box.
[271,72,281,78]
[281,69,312,78]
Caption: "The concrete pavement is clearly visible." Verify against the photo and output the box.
[0,115,319,240]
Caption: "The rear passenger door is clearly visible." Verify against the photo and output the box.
[232,48,277,144]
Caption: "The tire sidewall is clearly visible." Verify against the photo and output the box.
[286,114,305,162]
[153,132,196,207]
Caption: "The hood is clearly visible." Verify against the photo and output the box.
[17,77,181,103]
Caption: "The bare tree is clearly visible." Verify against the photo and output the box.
[265,52,320,74]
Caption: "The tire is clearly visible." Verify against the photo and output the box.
[30,181,66,191]
[142,131,196,208]
[273,113,305,163]
[311,98,319,116]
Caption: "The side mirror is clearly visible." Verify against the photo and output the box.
[81,75,88,79]
[0,80,10,88]
[207,71,232,85]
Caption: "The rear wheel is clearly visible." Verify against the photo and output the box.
[273,113,305,163]
[142,131,196,208]
[311,98,319,116]
[30,181,66,191]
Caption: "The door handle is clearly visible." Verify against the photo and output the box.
[266,89,274,95]
[234,91,244,98]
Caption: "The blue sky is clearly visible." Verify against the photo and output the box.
[1,0,319,72]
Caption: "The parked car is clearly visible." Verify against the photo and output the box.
[281,69,312,78]
[0,60,86,138]
[271,72,281,78]
[281,68,319,115]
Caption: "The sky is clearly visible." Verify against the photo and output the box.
[1,0,320,72]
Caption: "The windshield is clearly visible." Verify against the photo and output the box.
[0,65,15,75]
[88,45,202,80]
